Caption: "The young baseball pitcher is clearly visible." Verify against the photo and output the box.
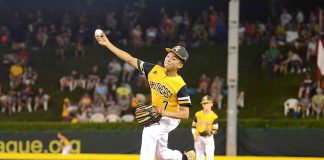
[192,95,219,160]
[95,30,195,160]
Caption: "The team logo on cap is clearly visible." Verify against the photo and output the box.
[173,46,181,52]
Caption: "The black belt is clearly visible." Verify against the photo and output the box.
[199,132,211,137]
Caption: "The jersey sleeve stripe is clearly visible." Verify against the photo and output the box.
[179,103,192,107]
[178,96,190,100]
[179,100,191,104]
[137,60,145,75]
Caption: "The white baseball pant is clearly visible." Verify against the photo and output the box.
[194,136,215,160]
[140,116,183,160]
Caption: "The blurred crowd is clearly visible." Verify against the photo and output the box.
[0,1,230,56]
[262,8,323,75]
[0,49,50,114]
[59,61,150,123]
[256,7,324,119]
[0,0,324,121]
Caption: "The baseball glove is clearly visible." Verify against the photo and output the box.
[135,104,162,127]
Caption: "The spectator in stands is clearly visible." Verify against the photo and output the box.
[0,91,14,114]
[160,14,176,45]
[197,74,210,94]
[210,76,224,109]
[208,8,217,41]
[94,80,108,104]
[5,90,15,114]
[105,12,117,30]
[311,88,324,119]
[280,9,292,28]
[298,23,311,43]
[9,60,24,88]
[34,87,50,111]
[122,62,135,82]
[131,24,144,48]
[298,74,314,100]
[55,34,66,60]
[146,25,158,46]
[262,40,280,69]
[275,25,286,41]
[62,98,70,122]
[21,85,34,112]
[36,26,48,47]
[105,74,118,95]
[285,26,299,48]
[256,21,266,41]
[309,11,318,26]
[0,25,10,48]
[17,46,29,65]
[108,59,122,76]
[22,66,38,86]
[76,109,89,123]
[116,83,132,101]
[106,94,116,107]
[79,92,92,112]
[243,21,257,44]
[60,74,74,91]
[273,53,287,75]
[285,51,303,74]
[295,9,305,25]
[191,20,208,48]
[76,24,88,44]
[86,65,100,91]
[47,24,58,44]
[60,70,77,92]
[70,70,80,91]
[299,94,311,118]
[55,26,71,60]
[306,36,317,61]
[91,101,105,114]
[75,74,87,90]
[118,94,131,115]
[74,41,85,58]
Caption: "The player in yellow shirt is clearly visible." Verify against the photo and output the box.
[192,95,219,160]
[95,31,195,160]
[57,132,72,155]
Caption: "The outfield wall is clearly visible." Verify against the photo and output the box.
[0,128,324,156]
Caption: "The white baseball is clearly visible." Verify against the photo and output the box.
[94,29,104,37]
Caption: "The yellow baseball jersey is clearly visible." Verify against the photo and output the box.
[60,135,71,147]
[138,60,192,112]
[192,110,218,134]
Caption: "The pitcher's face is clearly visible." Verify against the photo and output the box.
[164,52,183,71]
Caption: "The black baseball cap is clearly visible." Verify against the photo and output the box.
[165,46,189,62]
[201,95,213,104]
